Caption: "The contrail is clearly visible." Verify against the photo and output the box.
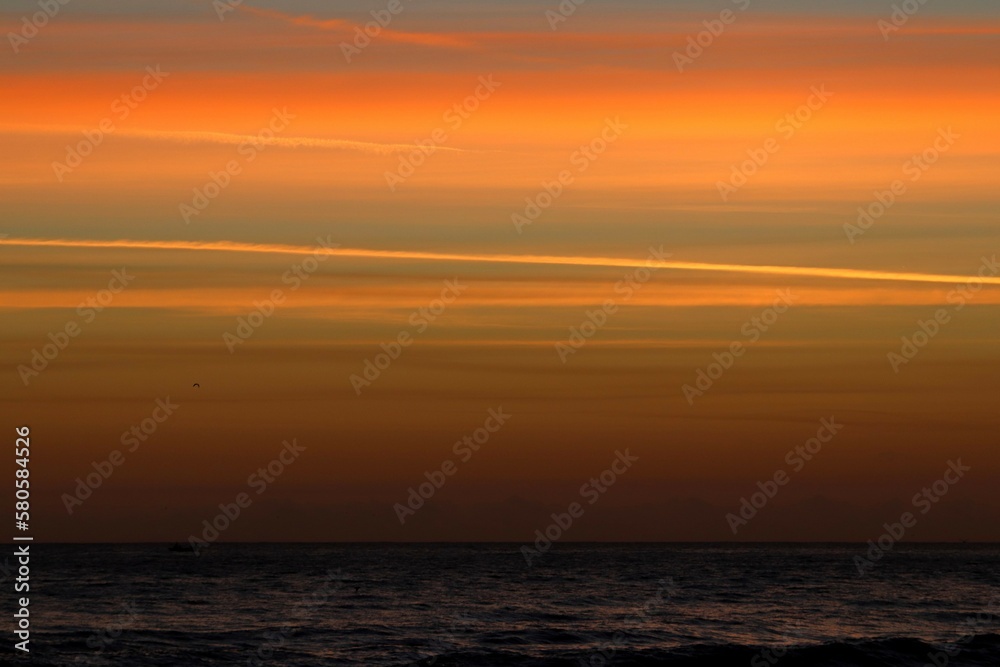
[2,237,998,286]
[0,125,471,156]
[112,128,472,155]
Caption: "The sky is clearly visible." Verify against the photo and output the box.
[1,0,999,542]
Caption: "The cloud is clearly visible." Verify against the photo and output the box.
[3,237,999,286]
[235,4,475,49]
[0,125,471,156]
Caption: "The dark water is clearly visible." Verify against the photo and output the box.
[23,543,1000,666]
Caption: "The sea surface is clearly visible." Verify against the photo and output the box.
[23,543,1000,666]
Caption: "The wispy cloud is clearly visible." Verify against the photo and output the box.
[236,4,474,49]
[0,125,473,156]
[3,237,998,286]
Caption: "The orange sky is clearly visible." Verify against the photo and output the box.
[2,0,998,541]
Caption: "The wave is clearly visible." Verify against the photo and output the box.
[27,633,1000,666]
[390,634,1000,667]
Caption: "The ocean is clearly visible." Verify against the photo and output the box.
[24,543,1000,666]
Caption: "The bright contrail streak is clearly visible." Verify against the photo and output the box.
[2,237,998,286]
[0,125,470,156]
[111,128,471,155]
